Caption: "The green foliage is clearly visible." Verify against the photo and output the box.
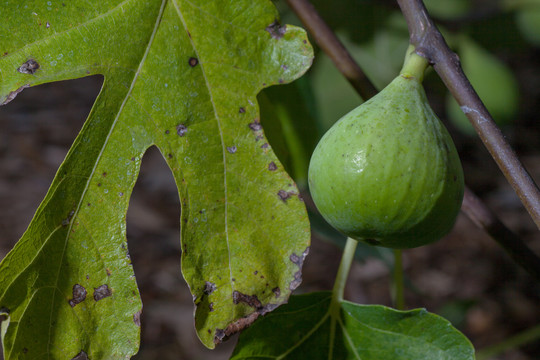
[231,292,475,359]
[259,78,320,188]
[423,0,471,20]
[516,6,540,46]
[0,0,312,357]
[446,37,519,135]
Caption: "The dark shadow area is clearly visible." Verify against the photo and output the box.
[127,146,237,359]
[0,76,103,257]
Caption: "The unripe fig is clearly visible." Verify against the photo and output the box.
[308,50,464,249]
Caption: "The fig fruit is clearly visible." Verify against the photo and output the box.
[308,49,464,249]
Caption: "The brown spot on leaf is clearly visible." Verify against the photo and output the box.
[214,328,226,344]
[290,247,310,267]
[215,302,282,344]
[266,21,287,39]
[289,271,302,291]
[17,59,40,75]
[226,146,237,154]
[278,190,291,202]
[69,284,87,307]
[0,84,30,106]
[209,302,214,312]
[204,281,217,295]
[224,312,259,338]
[106,268,111,277]
[232,291,262,309]
[249,120,262,131]
[239,107,246,114]
[93,284,112,301]
[188,57,199,67]
[261,143,269,149]
[71,350,89,360]
[134,310,142,327]
[268,162,277,171]
[272,287,281,298]
[289,247,310,290]
[176,124,187,136]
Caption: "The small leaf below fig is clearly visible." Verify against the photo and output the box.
[231,292,475,359]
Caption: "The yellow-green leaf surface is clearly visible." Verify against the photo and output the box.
[231,292,476,360]
[0,0,313,358]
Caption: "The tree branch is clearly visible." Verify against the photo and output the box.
[463,188,540,280]
[396,0,540,230]
[285,0,378,100]
[285,0,540,279]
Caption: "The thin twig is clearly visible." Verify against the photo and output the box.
[463,188,540,280]
[476,323,540,360]
[396,0,540,230]
[285,0,540,279]
[285,0,378,100]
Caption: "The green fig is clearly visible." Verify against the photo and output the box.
[308,49,464,249]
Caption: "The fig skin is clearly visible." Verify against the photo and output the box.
[308,69,464,249]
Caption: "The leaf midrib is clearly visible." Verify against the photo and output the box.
[40,1,168,358]
[171,0,235,320]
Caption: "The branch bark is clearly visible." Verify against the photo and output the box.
[285,0,540,280]
[463,188,540,280]
[397,0,540,230]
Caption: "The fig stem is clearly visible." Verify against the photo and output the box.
[331,237,358,306]
[392,250,405,310]
[399,45,429,82]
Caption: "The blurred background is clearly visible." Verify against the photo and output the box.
[1,0,540,358]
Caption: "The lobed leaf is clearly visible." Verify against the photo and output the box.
[0,0,313,357]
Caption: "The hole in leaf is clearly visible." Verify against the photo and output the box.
[0,75,102,257]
